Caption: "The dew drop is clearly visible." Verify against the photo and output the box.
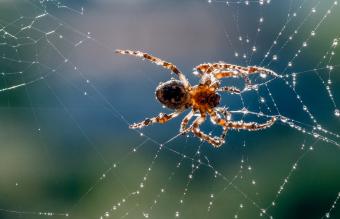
[332,39,338,47]
[175,211,180,217]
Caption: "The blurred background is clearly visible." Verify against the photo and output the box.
[0,0,340,218]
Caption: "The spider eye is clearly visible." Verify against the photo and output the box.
[156,80,188,109]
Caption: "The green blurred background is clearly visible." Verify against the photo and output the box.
[0,0,340,218]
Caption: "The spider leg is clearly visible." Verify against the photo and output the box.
[246,66,280,78]
[129,110,183,129]
[116,49,190,88]
[214,66,279,79]
[195,62,279,78]
[217,86,241,94]
[180,110,194,134]
[212,65,278,89]
[226,117,277,131]
[191,112,224,147]
[209,110,276,145]
[195,63,278,89]
[194,62,233,74]
[214,70,246,79]
[215,107,232,120]
[208,110,229,145]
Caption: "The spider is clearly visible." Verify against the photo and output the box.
[116,49,277,147]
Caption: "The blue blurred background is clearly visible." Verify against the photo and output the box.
[0,0,340,218]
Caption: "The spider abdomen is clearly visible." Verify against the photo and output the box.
[155,80,189,109]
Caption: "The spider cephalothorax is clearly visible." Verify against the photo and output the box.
[116,49,278,147]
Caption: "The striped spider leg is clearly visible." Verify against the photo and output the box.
[115,49,190,88]
[130,109,185,129]
[207,108,276,147]
[194,62,279,89]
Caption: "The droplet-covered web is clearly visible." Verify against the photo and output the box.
[0,0,339,219]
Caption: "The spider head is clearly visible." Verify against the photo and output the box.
[156,80,189,110]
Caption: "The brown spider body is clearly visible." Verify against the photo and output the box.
[156,80,220,112]
[189,85,221,112]
[116,49,278,147]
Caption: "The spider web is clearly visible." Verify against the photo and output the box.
[0,0,339,219]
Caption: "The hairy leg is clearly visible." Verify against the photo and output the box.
[208,110,229,144]
[218,86,241,94]
[191,112,224,147]
[194,62,279,78]
[194,62,233,74]
[211,109,276,142]
[129,110,183,129]
[215,107,232,120]
[180,110,194,134]
[226,117,277,131]
[116,49,190,87]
